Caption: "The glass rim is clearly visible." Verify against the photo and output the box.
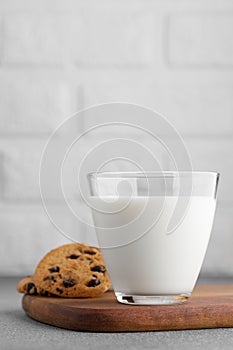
[87,171,220,179]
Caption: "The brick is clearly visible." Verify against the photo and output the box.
[0,17,2,59]
[185,138,233,202]
[84,136,167,172]
[0,205,73,275]
[72,11,158,65]
[0,153,4,197]
[0,75,70,134]
[0,200,100,275]
[3,13,157,65]
[0,138,94,200]
[0,140,42,199]
[43,130,170,200]
[40,137,90,201]
[3,15,66,64]
[82,91,176,138]
[72,101,170,168]
[58,134,167,202]
[160,84,233,136]
[0,139,71,200]
[83,84,233,135]
[201,204,233,276]
[168,13,233,66]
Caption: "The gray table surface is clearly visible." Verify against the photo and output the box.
[1,277,233,350]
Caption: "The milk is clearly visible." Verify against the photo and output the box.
[90,196,216,295]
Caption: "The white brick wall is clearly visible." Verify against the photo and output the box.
[168,13,233,66]
[3,12,157,66]
[0,75,70,134]
[84,83,233,136]
[185,138,233,202]
[3,15,67,65]
[0,0,233,276]
[0,205,71,276]
[1,140,43,199]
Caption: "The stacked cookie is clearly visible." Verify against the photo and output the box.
[17,243,111,298]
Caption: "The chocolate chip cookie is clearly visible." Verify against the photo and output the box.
[17,276,38,295]
[17,276,54,296]
[33,243,111,297]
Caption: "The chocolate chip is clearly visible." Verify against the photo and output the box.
[49,266,60,273]
[68,254,80,259]
[41,291,50,296]
[87,279,100,287]
[26,282,37,294]
[63,280,75,288]
[85,258,93,264]
[44,276,57,282]
[92,274,97,278]
[91,265,105,273]
[84,250,96,255]
[56,288,64,294]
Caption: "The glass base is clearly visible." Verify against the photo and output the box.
[115,292,191,305]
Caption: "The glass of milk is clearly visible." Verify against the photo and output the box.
[87,171,219,305]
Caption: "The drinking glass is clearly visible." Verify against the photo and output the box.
[87,171,219,305]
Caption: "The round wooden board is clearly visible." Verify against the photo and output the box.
[22,285,233,332]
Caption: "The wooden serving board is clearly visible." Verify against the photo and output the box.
[22,285,233,332]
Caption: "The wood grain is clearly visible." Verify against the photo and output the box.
[22,284,233,332]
